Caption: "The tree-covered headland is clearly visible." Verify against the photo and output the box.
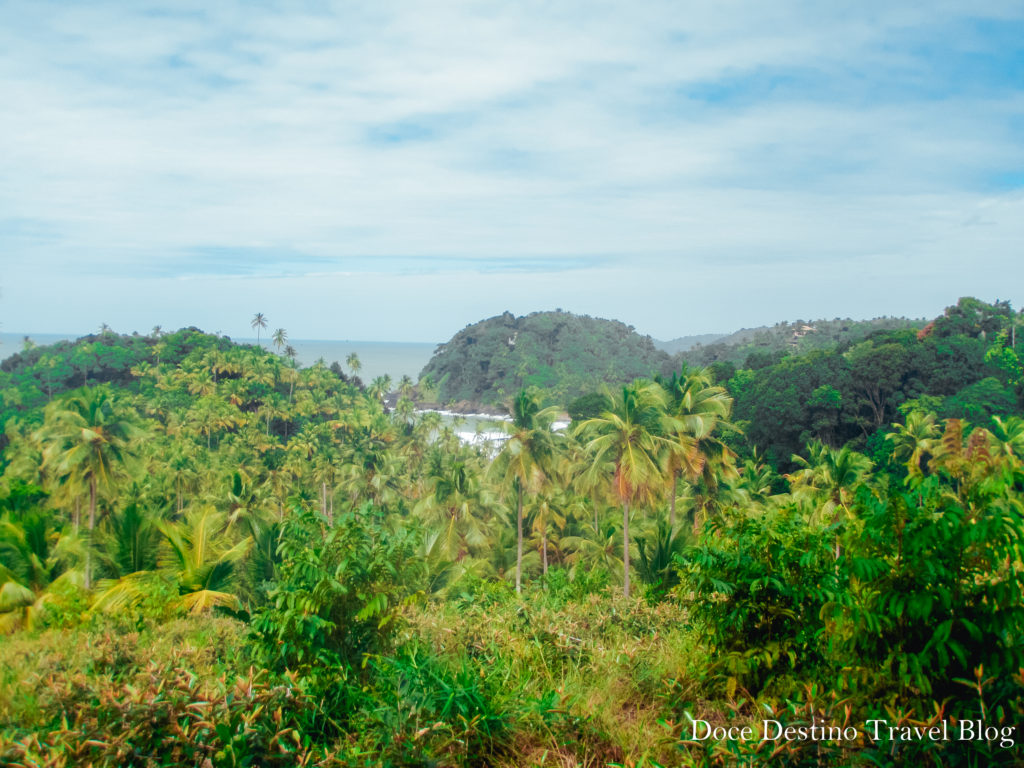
[419,310,669,407]
[0,297,1022,767]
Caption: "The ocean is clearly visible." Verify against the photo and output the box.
[0,333,438,384]
[271,339,437,383]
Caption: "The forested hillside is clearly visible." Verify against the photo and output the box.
[719,298,1020,466]
[677,314,926,368]
[0,298,1022,766]
[420,311,936,412]
[419,310,671,407]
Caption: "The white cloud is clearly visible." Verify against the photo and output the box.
[0,0,1022,337]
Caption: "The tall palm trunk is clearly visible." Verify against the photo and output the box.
[515,482,524,595]
[833,497,845,561]
[622,498,631,598]
[693,494,708,536]
[669,472,678,531]
[85,475,97,590]
[542,532,548,576]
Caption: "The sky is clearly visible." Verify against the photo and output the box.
[1,1,1022,343]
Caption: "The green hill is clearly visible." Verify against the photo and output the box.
[676,315,928,368]
[418,311,671,407]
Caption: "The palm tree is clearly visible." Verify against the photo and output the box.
[564,434,614,545]
[529,489,567,579]
[789,440,872,558]
[251,313,268,346]
[0,510,78,632]
[35,386,143,589]
[418,373,436,401]
[634,517,686,596]
[346,352,362,377]
[164,441,198,514]
[415,447,496,569]
[887,411,940,480]
[490,389,560,594]
[723,452,776,506]
[185,395,238,451]
[280,360,300,408]
[152,341,167,366]
[186,367,217,397]
[574,380,672,598]
[93,501,160,578]
[394,397,416,428]
[95,506,252,616]
[657,368,734,532]
[287,423,337,519]
[369,375,392,405]
[987,415,1024,463]
[272,328,288,352]
[561,516,623,581]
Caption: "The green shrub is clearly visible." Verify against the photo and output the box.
[0,618,327,768]
[1,661,318,767]
[679,502,841,695]
[355,647,516,766]
[839,478,1024,710]
[248,504,422,736]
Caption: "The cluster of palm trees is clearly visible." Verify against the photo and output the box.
[252,314,296,362]
[0,338,408,629]
[493,372,734,597]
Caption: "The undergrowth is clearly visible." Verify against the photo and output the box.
[2,581,1021,767]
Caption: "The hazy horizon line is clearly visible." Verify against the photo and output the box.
[0,300,945,350]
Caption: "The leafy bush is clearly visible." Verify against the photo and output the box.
[840,477,1024,709]
[1,661,317,767]
[0,618,329,767]
[541,563,611,605]
[355,647,517,765]
[248,504,422,736]
[680,503,842,695]
[635,519,686,600]
[251,504,421,673]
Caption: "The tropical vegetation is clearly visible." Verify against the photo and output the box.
[0,297,1021,767]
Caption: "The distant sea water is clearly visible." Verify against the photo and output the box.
[274,339,437,383]
[0,333,79,357]
[0,333,438,384]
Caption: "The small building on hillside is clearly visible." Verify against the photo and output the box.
[789,324,817,347]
